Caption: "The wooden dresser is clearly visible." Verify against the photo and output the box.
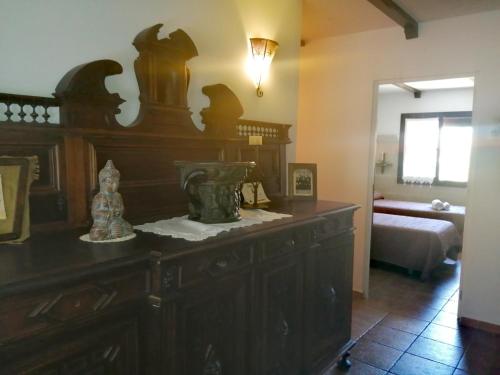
[0,201,357,375]
[1,24,357,375]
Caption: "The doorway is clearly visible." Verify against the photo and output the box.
[356,76,474,339]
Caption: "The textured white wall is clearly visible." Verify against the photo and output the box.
[0,0,301,161]
[298,10,500,325]
[375,88,473,205]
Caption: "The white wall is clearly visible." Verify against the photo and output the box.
[298,10,500,325]
[0,0,301,160]
[375,88,473,205]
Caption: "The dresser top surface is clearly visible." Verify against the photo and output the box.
[0,200,356,297]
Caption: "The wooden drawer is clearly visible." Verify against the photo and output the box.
[3,318,139,375]
[177,242,254,289]
[261,227,309,260]
[0,270,146,345]
[312,210,354,241]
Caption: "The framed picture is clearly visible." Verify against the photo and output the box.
[0,157,30,241]
[288,163,317,200]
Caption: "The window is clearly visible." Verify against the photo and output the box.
[398,111,473,187]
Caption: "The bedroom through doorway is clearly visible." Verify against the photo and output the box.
[353,76,474,351]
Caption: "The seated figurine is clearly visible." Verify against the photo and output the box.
[89,160,133,241]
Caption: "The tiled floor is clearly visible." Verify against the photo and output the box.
[326,261,500,375]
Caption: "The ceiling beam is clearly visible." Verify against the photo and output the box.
[394,83,421,98]
[366,0,419,39]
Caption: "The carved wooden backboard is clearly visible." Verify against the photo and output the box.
[0,24,291,231]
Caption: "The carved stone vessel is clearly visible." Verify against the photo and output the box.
[175,161,255,224]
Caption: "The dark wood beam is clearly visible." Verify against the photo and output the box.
[394,83,421,98]
[367,0,419,39]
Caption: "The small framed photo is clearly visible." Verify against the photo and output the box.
[0,157,30,241]
[288,163,317,200]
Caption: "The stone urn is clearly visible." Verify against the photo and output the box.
[175,161,255,223]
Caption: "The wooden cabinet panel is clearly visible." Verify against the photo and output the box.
[0,137,67,227]
[170,274,250,375]
[304,233,354,371]
[178,242,254,289]
[257,256,304,375]
[239,144,284,196]
[0,270,146,346]
[3,318,139,375]
[0,202,356,375]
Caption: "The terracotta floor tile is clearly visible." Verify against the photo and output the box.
[442,298,459,313]
[458,345,500,374]
[379,313,429,335]
[351,264,497,375]
[327,358,387,375]
[350,339,402,370]
[408,295,448,310]
[407,336,464,367]
[362,325,417,351]
[390,353,455,375]
[433,310,459,329]
[389,305,440,322]
[421,323,469,348]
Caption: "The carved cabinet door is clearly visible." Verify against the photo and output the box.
[256,256,304,375]
[171,274,250,375]
[304,233,354,371]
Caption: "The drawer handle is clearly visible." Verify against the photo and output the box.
[103,345,121,363]
[93,290,117,311]
[28,301,50,318]
[29,294,63,319]
[203,344,222,375]
[101,290,118,309]
[279,318,290,337]
[312,229,320,240]
[215,259,228,269]
[207,252,241,276]
[93,293,109,311]
[40,294,63,315]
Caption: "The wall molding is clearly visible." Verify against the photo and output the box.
[459,316,500,335]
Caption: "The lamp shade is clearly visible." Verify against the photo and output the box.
[249,38,279,97]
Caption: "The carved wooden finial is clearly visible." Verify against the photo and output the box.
[200,84,243,138]
[54,59,125,129]
[131,24,200,135]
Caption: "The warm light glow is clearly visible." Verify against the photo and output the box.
[249,135,263,146]
[403,117,439,183]
[439,126,473,182]
[405,77,474,91]
[248,38,279,97]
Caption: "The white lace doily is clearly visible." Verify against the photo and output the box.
[79,233,137,243]
[135,209,292,241]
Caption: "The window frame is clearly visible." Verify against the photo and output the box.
[397,111,472,188]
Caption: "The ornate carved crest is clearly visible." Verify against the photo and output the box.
[54,59,125,129]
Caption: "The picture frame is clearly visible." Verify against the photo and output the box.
[288,163,317,200]
[0,157,30,241]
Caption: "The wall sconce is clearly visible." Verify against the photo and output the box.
[249,38,279,97]
[375,152,393,174]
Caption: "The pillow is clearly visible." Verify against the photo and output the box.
[373,191,384,200]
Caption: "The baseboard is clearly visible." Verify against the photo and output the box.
[459,316,500,335]
[352,290,364,298]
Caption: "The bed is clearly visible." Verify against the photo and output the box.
[371,213,462,279]
[373,199,466,234]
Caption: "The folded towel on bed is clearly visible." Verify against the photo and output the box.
[432,199,450,211]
